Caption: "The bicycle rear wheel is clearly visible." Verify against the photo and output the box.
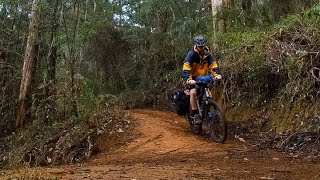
[207,99,227,143]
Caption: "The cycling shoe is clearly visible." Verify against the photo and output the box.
[190,114,202,124]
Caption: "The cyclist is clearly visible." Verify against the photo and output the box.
[182,35,222,122]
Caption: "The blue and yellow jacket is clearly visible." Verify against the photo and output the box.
[182,46,220,81]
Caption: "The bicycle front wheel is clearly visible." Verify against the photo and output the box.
[207,99,227,143]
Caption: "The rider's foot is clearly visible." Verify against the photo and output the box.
[191,109,198,116]
[190,114,201,124]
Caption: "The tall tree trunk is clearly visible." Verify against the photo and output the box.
[211,0,223,46]
[0,51,6,89]
[242,0,252,25]
[43,0,59,124]
[16,0,41,130]
[212,0,223,17]
[223,0,235,8]
[45,0,59,97]
[212,0,235,34]
[70,1,82,118]
[222,0,235,32]
[0,51,8,117]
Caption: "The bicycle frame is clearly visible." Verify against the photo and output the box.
[195,82,214,122]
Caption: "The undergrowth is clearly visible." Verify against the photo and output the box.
[0,96,131,169]
[216,4,320,133]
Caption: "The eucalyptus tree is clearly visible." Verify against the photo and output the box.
[16,0,41,129]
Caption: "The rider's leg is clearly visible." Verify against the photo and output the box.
[190,88,198,116]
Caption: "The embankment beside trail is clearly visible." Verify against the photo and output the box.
[220,9,320,134]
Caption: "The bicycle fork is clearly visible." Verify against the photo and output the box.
[196,88,211,120]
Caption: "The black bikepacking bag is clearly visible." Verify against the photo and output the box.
[173,89,190,116]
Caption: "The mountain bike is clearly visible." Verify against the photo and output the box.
[185,75,227,143]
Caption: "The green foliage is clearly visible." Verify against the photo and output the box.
[275,15,300,28]
[304,4,320,20]
[80,0,214,108]
[218,0,318,32]
[217,30,273,104]
[219,4,320,110]
[77,77,119,122]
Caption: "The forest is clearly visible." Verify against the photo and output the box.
[0,0,320,179]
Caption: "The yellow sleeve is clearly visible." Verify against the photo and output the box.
[209,61,219,77]
[182,63,193,81]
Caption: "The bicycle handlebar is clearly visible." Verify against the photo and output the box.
[195,75,216,84]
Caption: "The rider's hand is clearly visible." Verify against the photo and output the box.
[187,79,196,85]
[215,75,222,80]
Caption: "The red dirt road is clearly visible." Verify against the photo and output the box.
[3,109,320,179]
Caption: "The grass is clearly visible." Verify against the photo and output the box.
[0,167,58,180]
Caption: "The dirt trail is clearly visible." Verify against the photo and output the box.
[28,110,320,179]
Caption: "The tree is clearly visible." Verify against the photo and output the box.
[223,0,235,9]
[45,0,59,97]
[242,0,252,25]
[211,0,222,45]
[16,0,41,130]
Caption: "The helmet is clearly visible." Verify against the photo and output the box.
[194,35,206,47]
